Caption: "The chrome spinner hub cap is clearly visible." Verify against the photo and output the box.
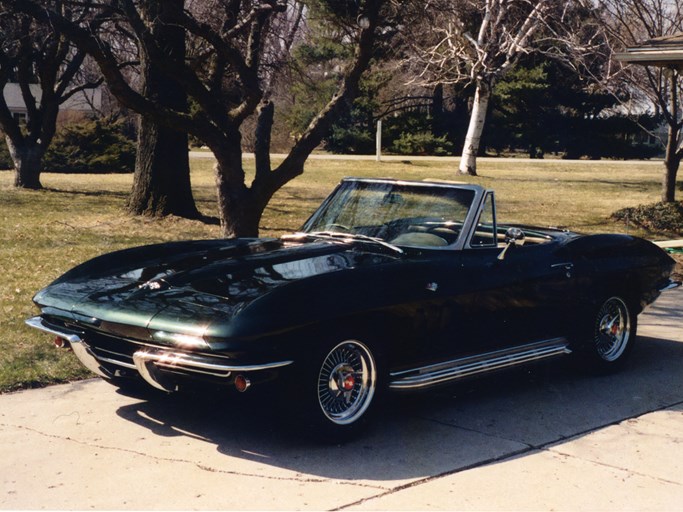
[595,297,631,362]
[318,340,377,425]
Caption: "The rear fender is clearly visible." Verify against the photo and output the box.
[559,234,674,313]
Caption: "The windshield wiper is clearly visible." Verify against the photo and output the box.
[282,231,404,255]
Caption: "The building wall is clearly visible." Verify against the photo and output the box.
[2,83,102,114]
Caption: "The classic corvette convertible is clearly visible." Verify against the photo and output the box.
[27,177,680,438]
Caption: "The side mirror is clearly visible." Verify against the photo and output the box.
[497,227,525,261]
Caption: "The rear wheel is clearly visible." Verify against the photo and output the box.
[576,296,637,374]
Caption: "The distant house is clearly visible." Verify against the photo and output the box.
[615,33,683,70]
[2,83,102,123]
[615,34,683,155]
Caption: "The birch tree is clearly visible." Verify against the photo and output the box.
[405,0,553,175]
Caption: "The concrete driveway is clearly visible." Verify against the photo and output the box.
[2,289,682,510]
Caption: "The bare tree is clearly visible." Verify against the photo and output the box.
[404,0,556,175]
[0,2,102,189]
[127,0,199,219]
[12,0,388,237]
[580,0,683,203]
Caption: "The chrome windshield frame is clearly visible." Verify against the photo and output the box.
[300,177,491,252]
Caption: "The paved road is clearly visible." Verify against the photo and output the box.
[2,289,682,510]
[189,150,664,165]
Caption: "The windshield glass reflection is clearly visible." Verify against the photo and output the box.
[302,180,476,247]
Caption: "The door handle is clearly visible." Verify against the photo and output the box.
[551,262,574,278]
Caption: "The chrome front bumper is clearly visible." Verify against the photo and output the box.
[131,349,293,392]
[26,316,293,392]
[25,316,114,379]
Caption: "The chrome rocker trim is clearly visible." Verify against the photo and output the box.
[389,338,572,390]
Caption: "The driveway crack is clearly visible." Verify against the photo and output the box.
[0,422,388,490]
[336,398,683,510]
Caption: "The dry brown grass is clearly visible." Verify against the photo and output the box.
[0,156,674,392]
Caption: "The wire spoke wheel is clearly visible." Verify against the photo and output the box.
[594,297,631,362]
[317,340,377,426]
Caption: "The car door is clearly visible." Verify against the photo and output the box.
[459,192,577,352]
[463,243,576,350]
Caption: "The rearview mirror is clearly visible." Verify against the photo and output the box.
[381,192,404,205]
[504,227,525,246]
[497,227,525,261]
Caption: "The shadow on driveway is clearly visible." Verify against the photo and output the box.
[113,333,683,482]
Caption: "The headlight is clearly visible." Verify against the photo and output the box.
[152,331,210,349]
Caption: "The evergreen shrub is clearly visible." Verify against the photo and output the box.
[0,138,11,169]
[612,202,683,235]
[43,119,136,173]
[390,132,454,156]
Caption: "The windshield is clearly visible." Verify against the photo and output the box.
[301,180,476,248]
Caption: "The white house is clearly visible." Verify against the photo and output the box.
[2,82,102,122]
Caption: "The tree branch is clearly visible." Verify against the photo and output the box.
[262,0,385,196]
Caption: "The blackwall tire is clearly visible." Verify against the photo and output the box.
[317,340,377,426]
[577,296,637,374]
[297,337,383,442]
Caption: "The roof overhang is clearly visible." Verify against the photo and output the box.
[615,34,683,70]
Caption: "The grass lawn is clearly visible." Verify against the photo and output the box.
[0,156,677,392]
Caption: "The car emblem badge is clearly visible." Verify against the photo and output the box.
[426,282,439,292]
[140,280,167,291]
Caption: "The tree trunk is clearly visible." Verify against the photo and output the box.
[128,116,199,217]
[459,80,492,176]
[127,0,198,218]
[214,176,267,239]
[662,122,680,203]
[7,137,44,189]
[213,131,268,238]
[431,83,444,136]
[214,183,265,238]
[662,72,680,203]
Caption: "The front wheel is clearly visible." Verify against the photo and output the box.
[575,296,637,374]
[317,340,377,426]
[295,338,381,441]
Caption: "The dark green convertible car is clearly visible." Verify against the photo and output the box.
[27,178,680,439]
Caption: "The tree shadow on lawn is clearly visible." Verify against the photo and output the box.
[113,334,683,482]
[489,175,657,191]
[43,187,222,226]
[43,187,130,199]
[193,213,221,225]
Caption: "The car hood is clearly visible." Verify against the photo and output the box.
[33,237,397,338]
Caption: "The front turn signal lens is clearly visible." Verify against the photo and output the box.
[234,374,251,393]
